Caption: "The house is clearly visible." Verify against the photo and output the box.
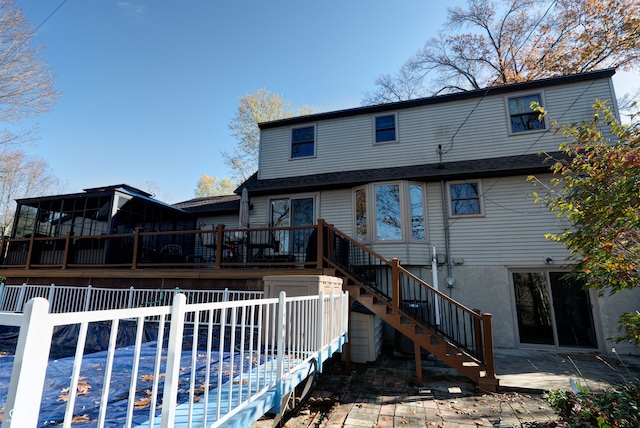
[1,69,637,390]
[238,68,638,355]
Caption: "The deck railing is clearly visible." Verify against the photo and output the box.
[0,283,262,314]
[1,290,349,428]
[322,221,495,375]
[0,224,320,270]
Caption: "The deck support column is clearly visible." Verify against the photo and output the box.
[413,341,423,387]
[391,258,400,314]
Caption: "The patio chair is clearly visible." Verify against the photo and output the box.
[249,224,278,262]
[160,244,183,264]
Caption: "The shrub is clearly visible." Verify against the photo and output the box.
[545,381,640,427]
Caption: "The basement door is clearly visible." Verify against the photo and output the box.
[512,271,598,349]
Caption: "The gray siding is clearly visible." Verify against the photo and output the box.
[442,174,570,267]
[259,78,615,180]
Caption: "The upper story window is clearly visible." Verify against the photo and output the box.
[448,180,483,216]
[291,125,315,158]
[374,113,397,144]
[507,93,546,134]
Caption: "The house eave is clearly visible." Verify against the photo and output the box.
[258,69,616,130]
[240,152,565,196]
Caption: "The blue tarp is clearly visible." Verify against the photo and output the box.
[0,333,259,427]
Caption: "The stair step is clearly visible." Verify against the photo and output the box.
[339,272,496,390]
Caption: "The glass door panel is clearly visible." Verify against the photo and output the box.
[549,272,598,348]
[513,272,555,345]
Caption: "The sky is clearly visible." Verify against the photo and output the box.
[14,0,640,204]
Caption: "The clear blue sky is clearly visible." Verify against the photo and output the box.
[16,1,639,203]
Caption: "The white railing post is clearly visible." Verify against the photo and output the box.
[83,285,93,312]
[0,282,5,311]
[47,283,56,308]
[13,283,26,312]
[2,297,53,428]
[316,291,324,371]
[160,293,187,428]
[275,291,286,411]
[343,290,349,347]
[328,291,335,354]
[127,285,135,308]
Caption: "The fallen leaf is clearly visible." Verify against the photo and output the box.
[134,396,152,409]
[71,414,90,423]
[140,374,154,382]
[76,381,91,396]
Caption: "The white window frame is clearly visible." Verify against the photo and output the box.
[372,112,398,145]
[353,181,427,243]
[446,180,485,218]
[290,124,316,159]
[505,91,547,135]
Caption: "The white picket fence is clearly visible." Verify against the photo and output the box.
[0,290,349,428]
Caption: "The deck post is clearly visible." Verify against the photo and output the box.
[414,341,423,387]
[472,309,484,362]
[25,232,35,269]
[477,312,499,392]
[131,228,141,269]
[2,298,53,428]
[62,231,72,269]
[391,258,400,314]
[215,224,224,269]
[0,235,6,264]
[316,219,324,269]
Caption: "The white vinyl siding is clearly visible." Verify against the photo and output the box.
[258,78,615,181]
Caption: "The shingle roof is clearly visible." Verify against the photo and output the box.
[258,68,615,129]
[238,152,568,196]
[173,194,241,214]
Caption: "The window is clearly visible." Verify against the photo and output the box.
[448,181,482,216]
[507,93,545,133]
[270,195,316,254]
[291,125,315,158]
[355,187,367,242]
[374,113,397,143]
[354,182,426,242]
[409,184,425,240]
[375,184,402,240]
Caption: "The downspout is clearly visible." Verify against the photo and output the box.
[440,180,453,296]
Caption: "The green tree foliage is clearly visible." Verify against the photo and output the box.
[223,88,313,181]
[364,0,640,104]
[194,174,237,197]
[530,101,640,345]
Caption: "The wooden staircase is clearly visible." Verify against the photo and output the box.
[317,220,499,392]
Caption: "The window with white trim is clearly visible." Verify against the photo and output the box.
[447,181,483,216]
[291,125,315,158]
[507,93,545,133]
[373,113,397,143]
[354,181,426,242]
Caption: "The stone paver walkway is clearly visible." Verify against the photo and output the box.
[253,347,640,428]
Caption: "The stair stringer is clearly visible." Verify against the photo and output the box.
[342,279,498,391]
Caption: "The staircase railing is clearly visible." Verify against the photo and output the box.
[318,220,495,376]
